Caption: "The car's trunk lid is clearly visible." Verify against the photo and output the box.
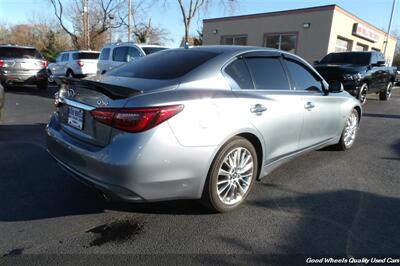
[56,76,178,146]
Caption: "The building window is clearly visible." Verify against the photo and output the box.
[371,47,381,52]
[335,37,352,52]
[221,35,247,45]
[355,43,368,51]
[264,33,297,53]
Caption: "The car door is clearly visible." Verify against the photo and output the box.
[282,55,342,149]
[60,53,70,75]
[368,53,382,92]
[226,52,304,164]
[51,54,63,76]
[98,47,111,74]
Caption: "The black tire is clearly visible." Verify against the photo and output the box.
[334,109,359,151]
[379,82,393,101]
[201,136,258,213]
[37,80,48,90]
[66,70,74,78]
[358,83,368,105]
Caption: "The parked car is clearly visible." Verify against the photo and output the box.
[47,50,100,79]
[47,46,362,212]
[314,51,397,104]
[97,43,169,74]
[0,45,48,90]
[0,83,4,121]
[395,67,400,86]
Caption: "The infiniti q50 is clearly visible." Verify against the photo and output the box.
[46,46,362,212]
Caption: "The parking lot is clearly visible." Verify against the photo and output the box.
[0,85,399,260]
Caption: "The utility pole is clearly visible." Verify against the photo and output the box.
[383,0,396,60]
[83,0,90,49]
[128,0,132,41]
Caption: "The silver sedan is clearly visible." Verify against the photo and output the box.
[46,46,362,212]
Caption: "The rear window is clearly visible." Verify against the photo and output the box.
[108,49,220,80]
[100,48,110,60]
[72,52,99,60]
[141,47,168,55]
[320,52,371,65]
[0,47,42,59]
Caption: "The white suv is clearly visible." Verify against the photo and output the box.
[48,50,100,78]
[97,43,169,74]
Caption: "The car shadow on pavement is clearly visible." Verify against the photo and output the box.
[363,113,400,119]
[4,85,57,100]
[0,124,209,222]
[202,184,400,262]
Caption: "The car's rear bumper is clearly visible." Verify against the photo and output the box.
[46,112,215,202]
[1,70,47,86]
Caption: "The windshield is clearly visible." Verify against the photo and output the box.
[141,47,168,55]
[320,53,371,65]
[0,47,43,59]
[108,49,220,80]
[72,52,99,60]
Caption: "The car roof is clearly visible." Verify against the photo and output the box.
[62,50,100,53]
[102,42,169,49]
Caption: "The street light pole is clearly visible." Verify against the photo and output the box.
[383,0,396,59]
[83,0,90,49]
[128,0,132,41]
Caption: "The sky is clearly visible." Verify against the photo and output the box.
[0,0,399,47]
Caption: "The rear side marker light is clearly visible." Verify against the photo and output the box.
[90,105,184,133]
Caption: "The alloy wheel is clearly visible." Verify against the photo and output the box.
[359,84,367,105]
[343,111,358,147]
[216,147,253,205]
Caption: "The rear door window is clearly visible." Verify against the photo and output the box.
[245,57,290,90]
[61,53,69,61]
[112,47,129,62]
[100,48,110,60]
[285,59,322,92]
[72,52,99,60]
[0,47,42,59]
[224,59,254,90]
[108,49,220,80]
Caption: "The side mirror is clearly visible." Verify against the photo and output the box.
[328,81,344,93]
[313,60,320,66]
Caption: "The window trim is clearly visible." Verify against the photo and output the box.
[355,42,368,51]
[222,53,293,92]
[263,32,298,53]
[220,34,248,45]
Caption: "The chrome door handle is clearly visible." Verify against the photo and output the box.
[304,102,315,110]
[250,104,267,115]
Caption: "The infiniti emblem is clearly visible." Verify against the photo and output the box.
[66,88,77,98]
[97,98,109,107]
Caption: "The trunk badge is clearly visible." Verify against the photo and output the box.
[97,98,109,107]
[66,88,77,98]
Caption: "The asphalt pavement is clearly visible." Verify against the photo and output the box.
[0,85,399,263]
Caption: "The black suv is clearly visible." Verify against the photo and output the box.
[0,45,48,90]
[315,51,396,104]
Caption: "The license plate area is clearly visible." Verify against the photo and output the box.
[67,106,84,130]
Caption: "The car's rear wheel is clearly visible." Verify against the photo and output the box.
[358,83,368,105]
[335,109,359,151]
[66,70,74,78]
[379,82,393,101]
[201,136,258,212]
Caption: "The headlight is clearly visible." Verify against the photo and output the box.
[343,73,362,81]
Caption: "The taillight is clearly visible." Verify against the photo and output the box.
[90,105,184,133]
[42,60,48,68]
[76,60,84,67]
[0,60,4,68]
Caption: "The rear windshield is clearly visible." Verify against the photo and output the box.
[0,47,42,59]
[141,47,168,55]
[320,53,371,65]
[108,49,219,79]
[72,52,99,60]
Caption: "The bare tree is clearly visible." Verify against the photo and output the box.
[132,19,171,44]
[49,0,126,49]
[174,0,238,44]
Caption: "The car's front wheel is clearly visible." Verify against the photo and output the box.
[335,109,359,151]
[379,82,393,101]
[201,136,258,212]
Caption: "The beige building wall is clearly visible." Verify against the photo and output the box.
[203,8,334,63]
[203,5,397,65]
[328,7,397,65]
